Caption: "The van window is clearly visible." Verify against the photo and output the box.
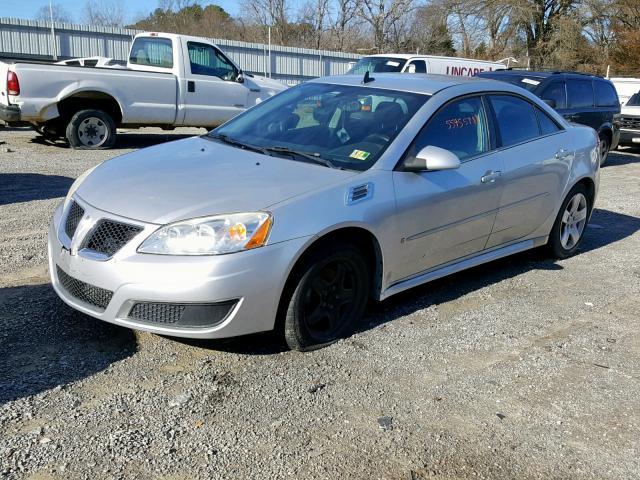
[594,81,619,107]
[187,42,237,81]
[541,82,566,109]
[489,95,540,147]
[347,57,407,74]
[408,96,490,161]
[567,79,594,108]
[407,60,427,73]
[129,37,173,68]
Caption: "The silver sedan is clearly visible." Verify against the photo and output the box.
[48,73,600,350]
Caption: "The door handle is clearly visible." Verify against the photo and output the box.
[481,170,502,184]
[187,80,196,93]
[555,148,572,160]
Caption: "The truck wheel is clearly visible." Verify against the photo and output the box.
[66,109,116,150]
[282,243,370,351]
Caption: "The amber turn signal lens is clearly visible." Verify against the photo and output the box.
[246,216,272,249]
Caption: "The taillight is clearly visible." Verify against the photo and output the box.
[7,71,20,96]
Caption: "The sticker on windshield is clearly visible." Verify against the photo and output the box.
[521,78,540,86]
[350,149,370,161]
[386,61,400,67]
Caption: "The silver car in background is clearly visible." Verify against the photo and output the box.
[48,74,600,351]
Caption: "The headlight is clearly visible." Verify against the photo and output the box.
[64,164,99,209]
[138,212,272,255]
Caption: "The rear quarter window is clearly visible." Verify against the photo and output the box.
[594,81,619,107]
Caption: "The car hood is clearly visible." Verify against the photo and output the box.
[246,74,288,93]
[621,105,640,116]
[77,136,356,225]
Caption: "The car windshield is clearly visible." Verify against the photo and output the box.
[627,92,640,106]
[210,82,429,171]
[347,57,407,74]
[478,73,544,92]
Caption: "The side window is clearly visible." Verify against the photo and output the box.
[541,82,566,109]
[187,42,237,81]
[407,60,427,73]
[129,37,173,68]
[408,96,489,161]
[489,95,540,147]
[567,80,594,108]
[536,107,562,135]
[594,81,619,107]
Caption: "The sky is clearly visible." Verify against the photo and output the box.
[0,0,242,24]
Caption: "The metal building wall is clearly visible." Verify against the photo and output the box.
[0,18,360,84]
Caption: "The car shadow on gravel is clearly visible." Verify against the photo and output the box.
[0,173,73,206]
[364,207,640,331]
[604,149,640,167]
[0,283,137,405]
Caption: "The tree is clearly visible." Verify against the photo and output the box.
[83,0,126,27]
[35,3,73,23]
[357,0,415,52]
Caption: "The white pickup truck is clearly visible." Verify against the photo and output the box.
[0,32,287,149]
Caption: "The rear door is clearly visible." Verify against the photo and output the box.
[485,94,570,247]
[392,95,504,281]
[564,78,600,129]
[181,41,249,127]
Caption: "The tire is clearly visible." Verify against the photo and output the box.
[66,109,116,150]
[598,133,610,166]
[282,243,371,351]
[547,184,592,259]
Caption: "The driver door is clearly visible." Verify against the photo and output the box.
[391,95,504,282]
[182,41,249,127]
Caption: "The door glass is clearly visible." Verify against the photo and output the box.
[129,37,173,68]
[187,42,237,81]
[407,60,427,73]
[408,96,489,161]
[567,80,594,108]
[536,107,562,135]
[541,82,566,109]
[594,81,619,107]
[490,95,540,147]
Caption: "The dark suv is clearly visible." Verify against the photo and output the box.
[476,70,620,164]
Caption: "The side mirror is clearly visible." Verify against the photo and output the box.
[407,64,416,73]
[543,98,556,109]
[402,145,461,172]
[236,72,245,84]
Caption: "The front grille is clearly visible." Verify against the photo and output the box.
[127,301,237,328]
[64,201,84,240]
[83,220,143,257]
[619,116,640,130]
[128,303,186,325]
[56,266,113,310]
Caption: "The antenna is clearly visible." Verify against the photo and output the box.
[362,71,375,84]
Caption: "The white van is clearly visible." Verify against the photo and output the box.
[347,54,506,77]
[609,77,640,105]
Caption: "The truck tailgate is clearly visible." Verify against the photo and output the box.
[0,62,10,106]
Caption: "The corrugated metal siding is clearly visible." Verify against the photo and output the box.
[0,18,360,84]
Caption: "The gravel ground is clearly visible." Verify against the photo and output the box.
[0,127,639,480]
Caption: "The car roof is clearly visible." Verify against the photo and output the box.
[309,73,500,96]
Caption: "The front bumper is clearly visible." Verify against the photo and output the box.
[47,200,309,339]
[619,129,640,146]
[0,103,21,123]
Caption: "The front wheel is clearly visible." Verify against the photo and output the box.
[66,109,116,150]
[282,244,371,351]
[547,184,592,259]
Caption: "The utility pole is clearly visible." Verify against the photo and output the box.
[49,1,58,61]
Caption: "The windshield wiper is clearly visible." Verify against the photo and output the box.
[207,133,265,154]
[262,146,339,169]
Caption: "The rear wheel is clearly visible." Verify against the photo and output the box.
[282,244,370,351]
[598,133,610,166]
[66,109,116,150]
[547,184,592,259]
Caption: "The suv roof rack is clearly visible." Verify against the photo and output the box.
[504,67,603,78]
